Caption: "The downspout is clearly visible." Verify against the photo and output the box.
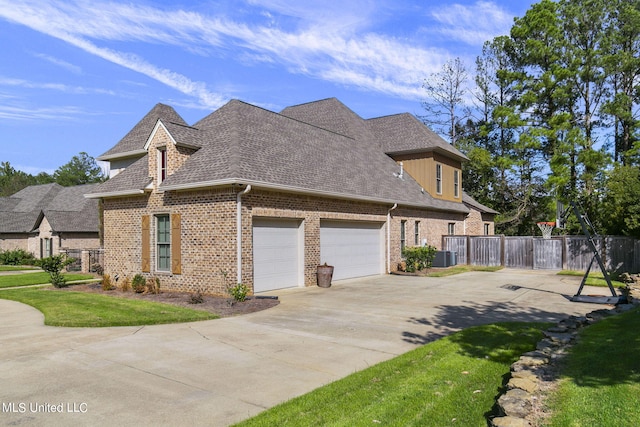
[387,203,398,273]
[237,185,252,284]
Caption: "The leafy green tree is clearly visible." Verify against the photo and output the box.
[601,164,640,237]
[601,0,640,164]
[0,162,37,196]
[53,152,105,186]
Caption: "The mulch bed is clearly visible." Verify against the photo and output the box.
[55,283,280,317]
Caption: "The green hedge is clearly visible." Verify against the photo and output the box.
[0,249,37,266]
[402,245,437,272]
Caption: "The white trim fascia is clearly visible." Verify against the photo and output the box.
[144,120,176,151]
[84,189,146,199]
[96,149,147,161]
[159,178,469,213]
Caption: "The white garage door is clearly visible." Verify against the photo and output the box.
[253,218,302,293]
[320,221,384,281]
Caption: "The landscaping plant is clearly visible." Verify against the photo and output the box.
[0,249,36,266]
[402,245,437,272]
[36,254,75,288]
[228,283,249,302]
[102,274,115,291]
[131,274,146,293]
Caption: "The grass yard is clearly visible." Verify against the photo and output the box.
[0,265,38,272]
[0,287,219,326]
[424,265,503,277]
[545,305,640,427]
[556,270,626,288]
[233,322,550,427]
[0,272,95,288]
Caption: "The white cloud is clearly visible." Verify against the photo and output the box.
[32,52,83,74]
[0,0,456,104]
[429,1,514,46]
[0,104,86,121]
[0,76,114,95]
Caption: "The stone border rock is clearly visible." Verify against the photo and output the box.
[490,283,640,427]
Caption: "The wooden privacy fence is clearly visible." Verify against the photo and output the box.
[443,235,640,274]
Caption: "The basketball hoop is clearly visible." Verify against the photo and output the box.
[537,221,555,239]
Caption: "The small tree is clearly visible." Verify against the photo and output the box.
[37,254,74,288]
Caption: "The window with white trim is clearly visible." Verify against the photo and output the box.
[158,147,167,183]
[436,164,442,194]
[414,221,420,245]
[156,214,171,271]
[448,222,455,235]
[454,170,460,198]
[400,220,406,251]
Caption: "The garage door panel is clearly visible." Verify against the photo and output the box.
[253,219,301,293]
[320,221,383,281]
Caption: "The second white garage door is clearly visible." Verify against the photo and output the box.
[320,221,384,281]
[253,218,303,293]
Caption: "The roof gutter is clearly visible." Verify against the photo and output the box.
[96,149,148,162]
[84,189,146,199]
[159,178,468,213]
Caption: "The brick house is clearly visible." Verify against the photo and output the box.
[0,183,100,258]
[87,98,496,294]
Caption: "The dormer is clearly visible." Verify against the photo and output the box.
[367,113,468,202]
[144,120,201,189]
[391,151,463,202]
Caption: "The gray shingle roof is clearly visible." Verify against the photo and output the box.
[89,98,473,213]
[97,103,187,160]
[368,113,468,161]
[0,183,100,233]
[88,156,151,197]
[463,192,498,215]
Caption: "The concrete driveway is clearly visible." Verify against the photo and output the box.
[0,270,611,426]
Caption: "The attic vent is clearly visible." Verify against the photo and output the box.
[393,162,404,180]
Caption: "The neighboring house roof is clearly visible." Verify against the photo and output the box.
[97,103,187,161]
[0,183,100,233]
[89,98,477,213]
[463,192,498,215]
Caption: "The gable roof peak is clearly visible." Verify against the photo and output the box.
[97,103,188,160]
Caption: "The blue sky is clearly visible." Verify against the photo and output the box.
[0,0,535,175]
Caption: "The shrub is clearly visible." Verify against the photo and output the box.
[0,249,37,266]
[146,277,161,294]
[119,276,132,292]
[102,274,115,291]
[131,274,146,293]
[228,283,249,302]
[402,245,437,273]
[36,254,75,288]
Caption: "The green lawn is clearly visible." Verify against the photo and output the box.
[0,287,219,326]
[0,265,38,272]
[233,322,550,427]
[0,272,95,288]
[546,305,640,427]
[556,270,626,288]
[425,265,503,277]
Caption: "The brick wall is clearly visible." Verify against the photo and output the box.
[464,206,495,235]
[103,186,479,295]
